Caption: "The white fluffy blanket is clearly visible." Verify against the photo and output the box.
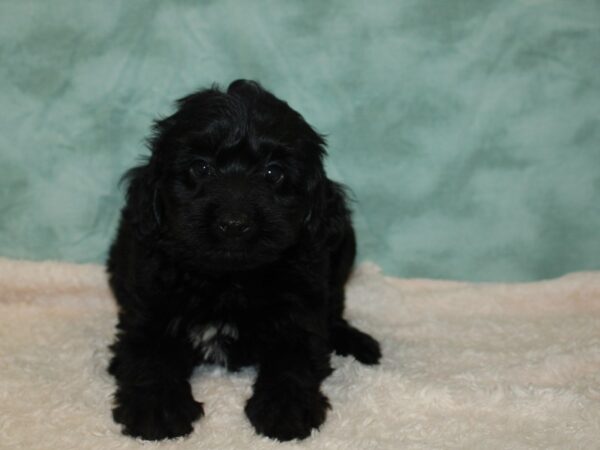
[1,258,599,449]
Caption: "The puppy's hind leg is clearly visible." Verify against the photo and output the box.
[330,317,381,365]
[327,226,381,365]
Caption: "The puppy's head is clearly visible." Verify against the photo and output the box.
[124,80,329,271]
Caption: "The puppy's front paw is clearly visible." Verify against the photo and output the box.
[112,383,204,440]
[245,387,330,441]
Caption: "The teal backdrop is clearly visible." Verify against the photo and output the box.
[1,0,599,281]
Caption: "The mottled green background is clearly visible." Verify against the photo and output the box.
[1,0,599,281]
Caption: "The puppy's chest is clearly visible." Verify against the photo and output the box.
[188,321,239,366]
[183,285,248,366]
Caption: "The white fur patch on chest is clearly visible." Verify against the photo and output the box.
[189,322,238,365]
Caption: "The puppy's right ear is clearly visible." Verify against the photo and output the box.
[120,115,176,238]
[121,160,162,238]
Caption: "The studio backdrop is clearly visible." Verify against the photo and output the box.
[1,0,598,281]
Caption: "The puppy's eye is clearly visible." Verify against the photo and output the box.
[189,159,214,179]
[264,163,284,184]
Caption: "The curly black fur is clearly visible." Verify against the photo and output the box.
[106,80,381,442]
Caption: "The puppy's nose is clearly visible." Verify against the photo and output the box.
[217,212,252,238]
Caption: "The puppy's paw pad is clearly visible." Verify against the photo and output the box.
[245,389,329,441]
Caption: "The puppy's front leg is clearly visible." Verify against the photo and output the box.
[245,331,332,441]
[108,320,203,440]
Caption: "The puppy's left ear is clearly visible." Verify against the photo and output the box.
[303,144,352,246]
[306,176,352,247]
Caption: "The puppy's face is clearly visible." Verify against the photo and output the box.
[136,81,326,271]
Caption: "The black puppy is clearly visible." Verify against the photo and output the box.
[106,80,381,442]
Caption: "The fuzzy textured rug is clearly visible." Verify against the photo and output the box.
[1,258,599,449]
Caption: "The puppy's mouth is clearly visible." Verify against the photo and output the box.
[201,247,261,271]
